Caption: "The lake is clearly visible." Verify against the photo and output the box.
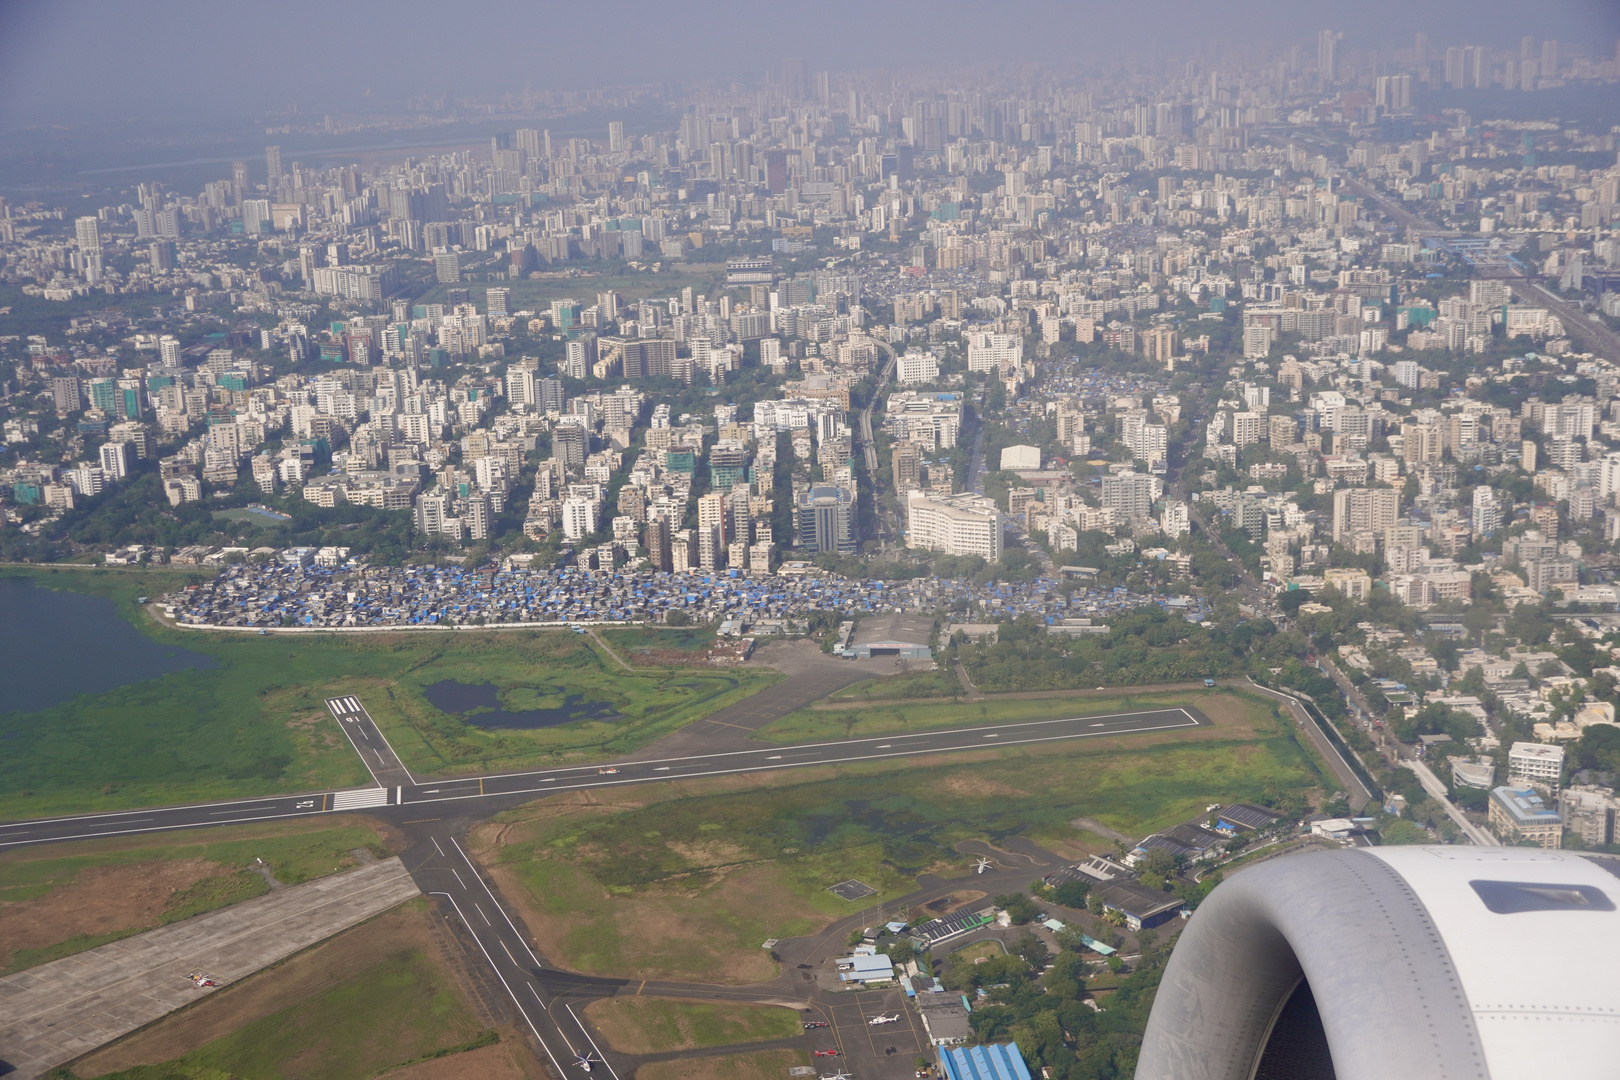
[0,576,218,714]
[422,680,622,729]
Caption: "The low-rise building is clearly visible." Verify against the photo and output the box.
[1488,786,1563,848]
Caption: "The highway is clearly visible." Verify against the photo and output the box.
[0,702,1209,851]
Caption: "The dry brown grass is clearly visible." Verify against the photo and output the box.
[71,902,480,1077]
[375,1038,545,1080]
[636,1049,810,1080]
[0,858,223,971]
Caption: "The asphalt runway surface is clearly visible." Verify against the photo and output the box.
[0,697,1208,1080]
[0,704,1208,850]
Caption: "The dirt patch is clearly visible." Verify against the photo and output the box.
[71,902,475,1078]
[0,858,223,972]
[918,890,986,917]
[637,1049,808,1080]
[1068,818,1133,845]
[375,1038,541,1080]
[494,861,826,986]
[664,840,751,867]
[938,773,1024,799]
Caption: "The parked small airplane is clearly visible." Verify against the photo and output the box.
[813,1049,840,1058]
[869,1013,900,1026]
[185,972,217,988]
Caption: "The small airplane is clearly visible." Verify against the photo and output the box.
[822,1071,853,1080]
[814,1049,840,1057]
[573,1052,602,1072]
[804,1020,830,1029]
[973,857,993,875]
[869,1013,900,1026]
[185,971,217,988]
[597,767,620,775]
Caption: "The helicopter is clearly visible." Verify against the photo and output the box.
[973,856,993,874]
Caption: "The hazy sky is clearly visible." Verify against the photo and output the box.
[2,0,1617,127]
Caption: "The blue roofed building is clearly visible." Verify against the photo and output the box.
[940,1042,1032,1080]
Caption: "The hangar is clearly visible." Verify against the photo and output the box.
[841,613,934,660]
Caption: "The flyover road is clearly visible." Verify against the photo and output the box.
[0,704,1210,851]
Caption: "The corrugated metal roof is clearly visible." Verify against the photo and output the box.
[941,1042,1032,1080]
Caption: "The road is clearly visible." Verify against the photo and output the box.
[1341,175,1620,359]
[861,342,898,548]
[1403,757,1499,847]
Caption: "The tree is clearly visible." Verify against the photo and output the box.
[1054,878,1091,909]
[995,892,1040,925]
[1576,724,1620,774]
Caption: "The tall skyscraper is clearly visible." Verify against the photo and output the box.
[75,216,101,249]
[1317,30,1339,86]
[231,160,248,203]
[607,121,625,153]
[265,145,282,183]
[782,58,807,100]
[1541,40,1559,78]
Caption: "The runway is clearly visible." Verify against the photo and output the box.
[0,698,1208,1079]
[0,704,1208,850]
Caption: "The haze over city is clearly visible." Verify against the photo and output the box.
[1,3,1619,1080]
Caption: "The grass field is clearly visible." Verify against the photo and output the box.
[584,997,802,1055]
[761,686,1252,743]
[0,816,396,974]
[70,900,494,1080]
[600,626,718,655]
[0,568,774,818]
[480,699,1321,982]
[634,1048,811,1080]
[826,668,963,702]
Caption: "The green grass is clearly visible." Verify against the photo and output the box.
[82,946,491,1080]
[158,870,271,923]
[600,625,718,654]
[11,928,147,972]
[827,668,964,702]
[0,820,394,975]
[588,996,803,1054]
[0,820,394,897]
[493,720,1323,977]
[0,568,775,817]
[761,687,1254,743]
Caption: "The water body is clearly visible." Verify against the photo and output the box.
[0,577,217,715]
[423,679,621,730]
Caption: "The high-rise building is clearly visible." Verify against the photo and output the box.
[486,287,509,316]
[552,421,587,469]
[1101,473,1162,519]
[782,58,807,100]
[795,484,856,554]
[607,121,625,153]
[1332,488,1400,544]
[892,443,920,493]
[1162,501,1191,540]
[1317,29,1340,85]
[1472,486,1504,536]
[904,490,1001,560]
[644,516,673,572]
[75,216,101,249]
[265,145,282,183]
